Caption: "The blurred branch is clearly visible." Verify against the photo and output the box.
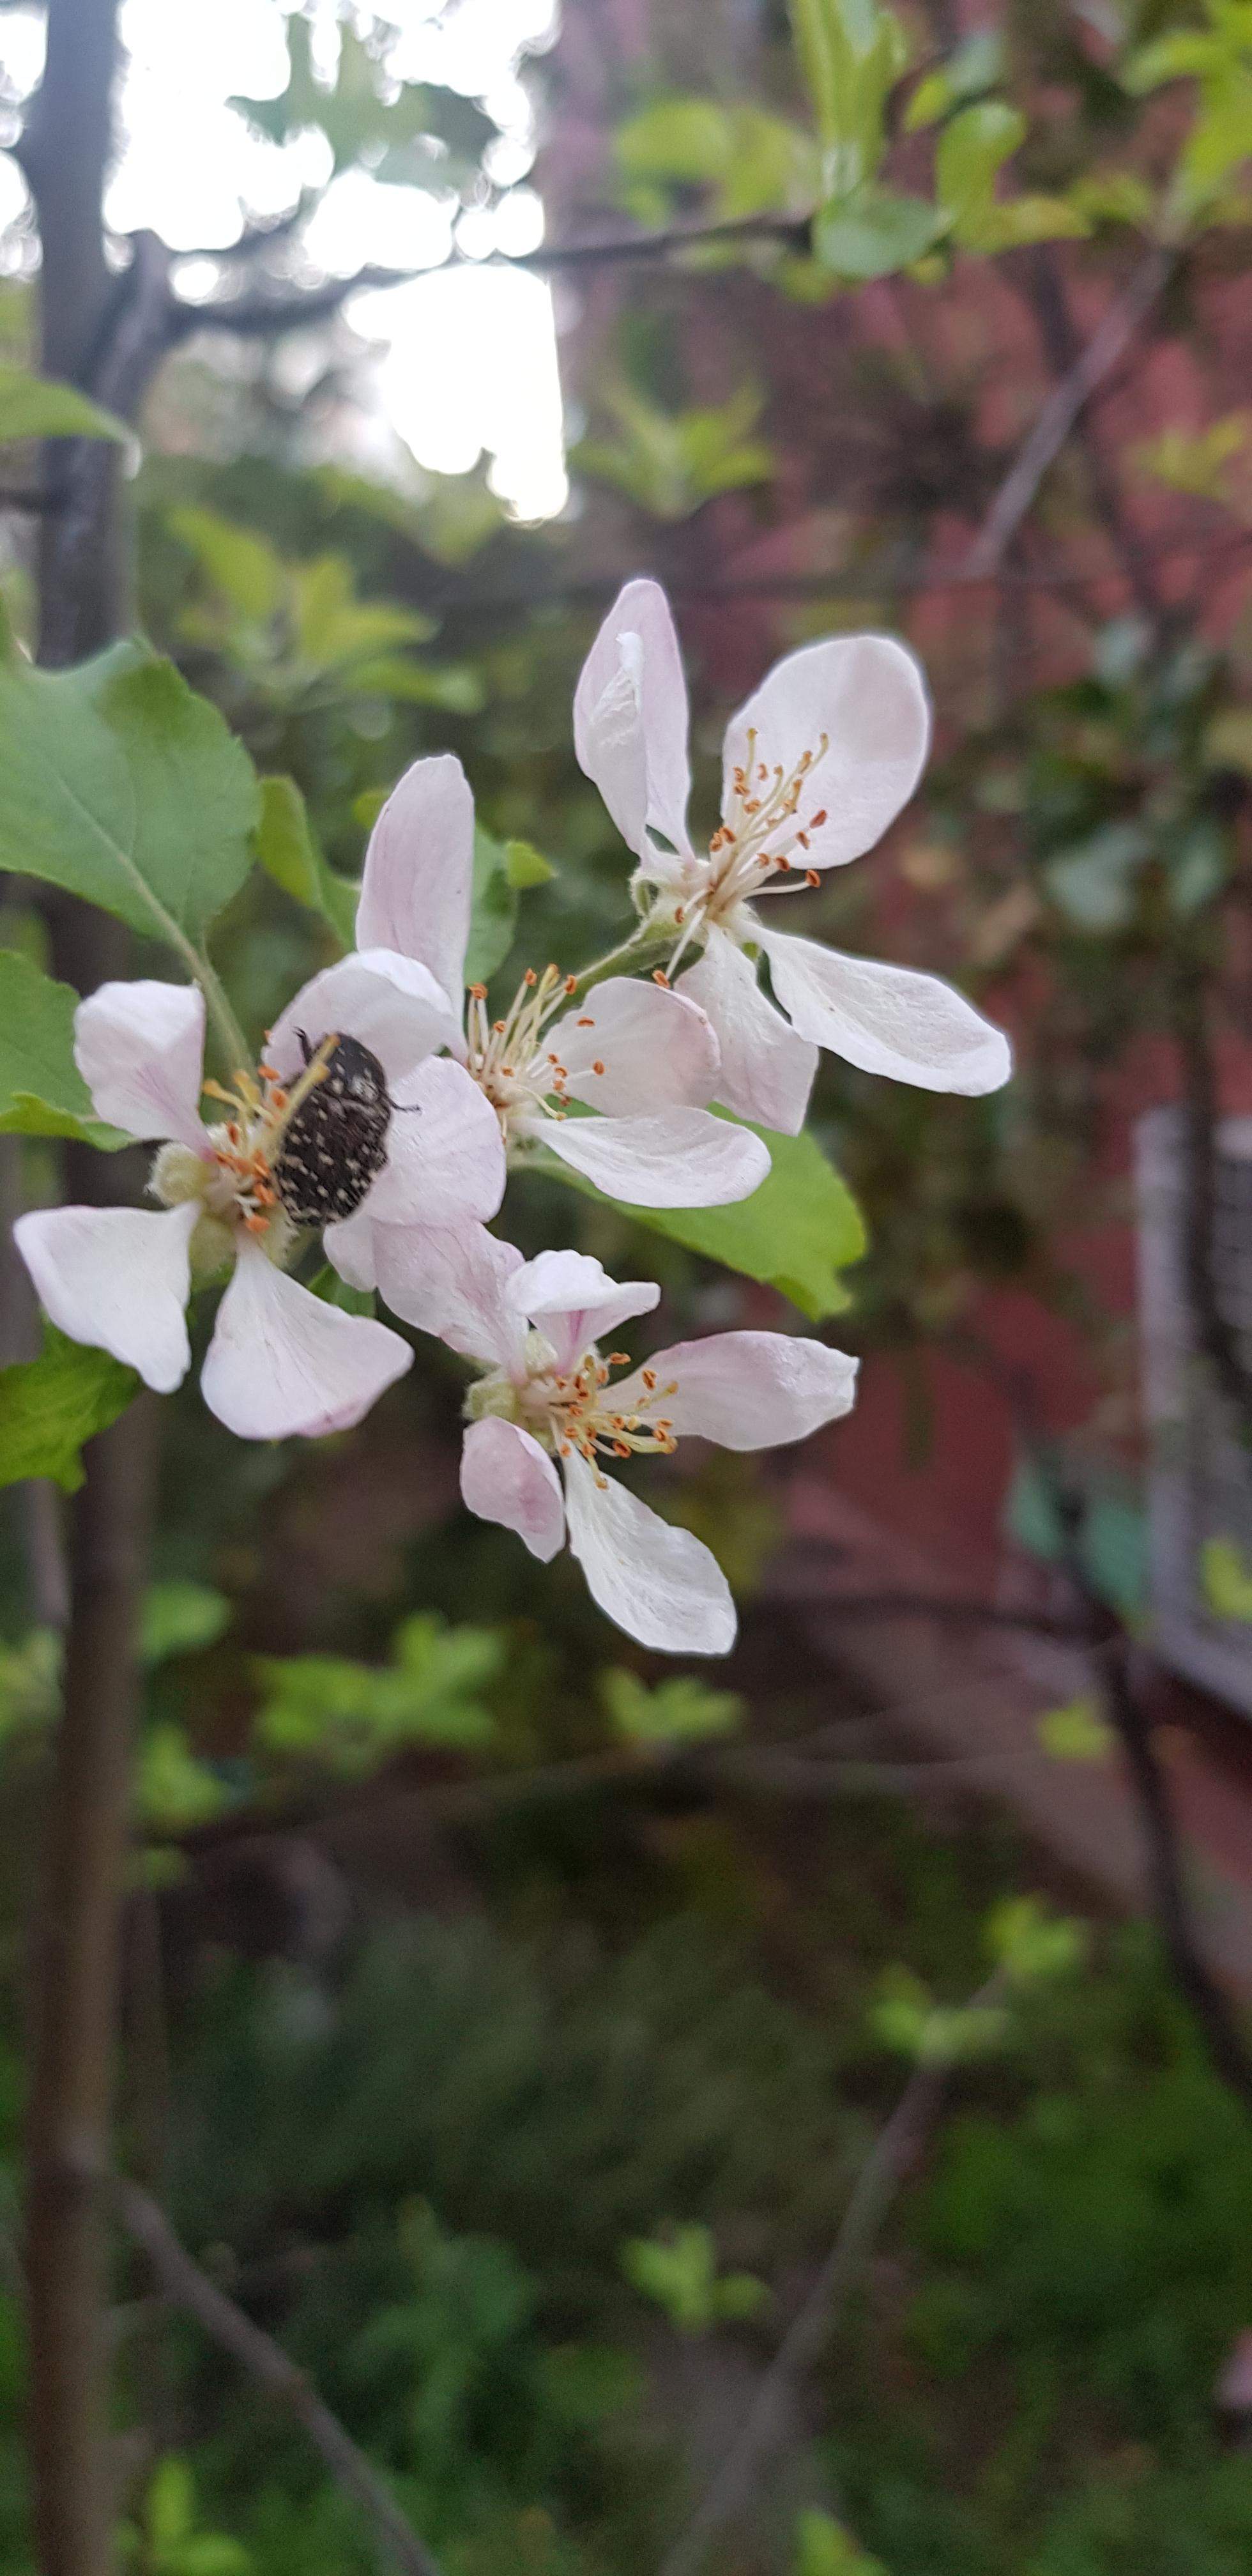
[656,1974,1004,2576]
[1016,245,1163,624]
[415,524,1252,620]
[1175,969,1252,1440]
[162,211,812,340]
[964,246,1174,578]
[95,2165,446,2576]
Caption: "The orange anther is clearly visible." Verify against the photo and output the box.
[652,969,669,988]
[576,1015,595,1028]
[470,983,487,1000]
[810,808,827,826]
[592,1059,605,1076]
[524,967,537,986]
[805,869,820,887]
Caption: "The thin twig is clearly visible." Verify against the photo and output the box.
[1175,970,1252,1442]
[964,246,1174,577]
[94,2165,445,2576]
[656,1977,1003,2576]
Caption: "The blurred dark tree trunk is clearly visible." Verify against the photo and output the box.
[19,4,158,2568]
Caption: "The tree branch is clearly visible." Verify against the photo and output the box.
[1175,969,1252,1442]
[93,2165,445,2576]
[163,210,811,340]
[964,246,1174,578]
[656,1977,1004,2576]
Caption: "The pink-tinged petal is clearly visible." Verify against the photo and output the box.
[551,977,719,1114]
[201,1243,411,1440]
[321,1206,377,1292]
[365,1056,506,1227]
[677,928,817,1135]
[14,1201,196,1394]
[356,752,473,1009]
[540,1107,769,1209]
[562,1450,736,1656]
[722,634,929,870]
[616,1331,858,1450]
[270,950,459,1091]
[369,1220,527,1370]
[510,1246,659,1372]
[74,979,208,1149]
[573,578,692,861]
[758,928,1012,1096]
[460,1417,565,1562]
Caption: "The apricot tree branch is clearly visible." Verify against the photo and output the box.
[97,2165,446,2576]
[964,246,1174,578]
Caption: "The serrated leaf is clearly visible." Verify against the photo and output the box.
[1200,1535,1252,1622]
[0,949,127,1149]
[464,825,518,986]
[0,628,259,958]
[814,184,947,276]
[537,1117,864,1321]
[0,364,127,447]
[0,1325,138,1493]
[254,775,357,949]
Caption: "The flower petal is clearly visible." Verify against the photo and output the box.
[677,928,817,1135]
[562,1450,735,1655]
[363,1055,506,1226]
[355,752,473,1011]
[509,1246,659,1372]
[14,1201,197,1393]
[74,979,208,1149]
[551,977,719,1114]
[370,1220,526,1370]
[460,1417,565,1562]
[758,928,1012,1095]
[539,1107,770,1208]
[616,1330,858,1449]
[201,1243,412,1440]
[573,578,692,860]
[270,950,459,1091]
[723,634,929,870]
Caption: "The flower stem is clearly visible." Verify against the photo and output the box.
[194,954,250,1078]
[566,921,670,1000]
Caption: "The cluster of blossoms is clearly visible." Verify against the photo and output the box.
[15,583,1009,1652]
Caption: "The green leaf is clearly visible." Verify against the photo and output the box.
[169,505,284,624]
[0,1325,138,1494]
[254,775,357,950]
[464,825,518,986]
[1043,822,1150,931]
[936,97,1025,221]
[1005,1459,1147,1620]
[986,1894,1088,1982]
[346,653,484,713]
[1036,1696,1114,1762]
[813,184,947,277]
[0,364,128,447]
[141,1580,232,1666]
[252,1613,504,1777]
[1200,1535,1252,1621]
[904,29,1005,130]
[137,1723,229,1834]
[505,838,556,890]
[0,628,259,960]
[621,2224,767,2334]
[601,1667,744,1745]
[793,2508,888,2576]
[147,2457,195,2549]
[0,949,128,1149]
[537,1117,865,1321]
